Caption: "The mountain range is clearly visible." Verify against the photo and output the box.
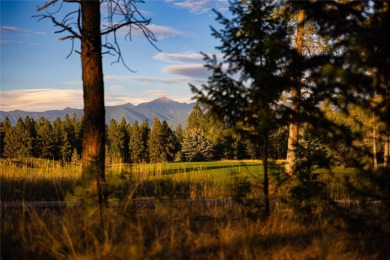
[0,97,196,128]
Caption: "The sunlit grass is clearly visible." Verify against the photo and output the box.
[0,158,81,201]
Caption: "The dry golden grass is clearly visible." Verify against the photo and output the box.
[2,200,389,259]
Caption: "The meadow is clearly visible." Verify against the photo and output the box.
[1,158,389,259]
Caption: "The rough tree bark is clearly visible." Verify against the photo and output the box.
[285,9,305,176]
[80,0,106,204]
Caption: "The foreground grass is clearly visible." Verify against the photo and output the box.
[1,158,389,259]
[2,200,389,259]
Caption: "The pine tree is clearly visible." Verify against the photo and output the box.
[161,120,178,161]
[130,121,143,163]
[181,129,214,162]
[63,114,77,153]
[23,116,37,157]
[149,116,164,163]
[0,117,11,157]
[186,104,208,132]
[140,120,150,163]
[60,124,72,163]
[36,117,56,159]
[119,117,131,163]
[52,117,63,160]
[4,117,33,158]
[107,119,124,164]
[191,1,299,216]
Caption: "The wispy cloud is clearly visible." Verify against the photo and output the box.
[104,75,204,84]
[154,52,224,64]
[166,0,228,14]
[166,0,212,14]
[1,25,46,45]
[0,89,83,111]
[162,64,210,79]
[145,24,182,40]
[0,88,192,111]
[113,23,182,40]
[154,52,205,63]
[0,26,46,36]
[60,81,82,85]
[1,40,22,45]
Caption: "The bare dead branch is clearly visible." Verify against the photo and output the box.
[37,0,59,11]
[36,0,159,70]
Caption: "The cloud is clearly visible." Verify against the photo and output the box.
[154,52,224,64]
[166,0,228,14]
[109,85,125,92]
[60,81,82,85]
[162,64,210,79]
[111,23,182,40]
[166,0,212,14]
[154,52,205,63]
[1,26,46,45]
[105,94,146,106]
[104,75,204,84]
[1,40,22,44]
[0,88,194,111]
[145,24,182,40]
[0,89,83,111]
[0,26,46,36]
[143,89,168,97]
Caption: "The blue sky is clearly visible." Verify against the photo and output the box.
[0,0,228,111]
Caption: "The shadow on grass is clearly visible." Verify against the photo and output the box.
[0,177,75,202]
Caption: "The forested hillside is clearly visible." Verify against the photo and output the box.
[0,104,287,163]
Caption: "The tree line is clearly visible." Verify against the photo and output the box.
[1,100,387,169]
[0,104,289,164]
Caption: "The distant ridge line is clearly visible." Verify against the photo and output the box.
[0,97,196,128]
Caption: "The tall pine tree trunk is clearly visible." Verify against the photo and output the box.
[80,0,107,205]
[285,9,304,175]
[384,132,390,171]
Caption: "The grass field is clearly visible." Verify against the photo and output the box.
[1,158,269,201]
[1,158,389,259]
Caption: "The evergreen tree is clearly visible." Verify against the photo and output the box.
[107,119,124,164]
[181,128,214,162]
[130,121,143,163]
[119,117,131,163]
[149,116,164,163]
[186,104,208,132]
[297,1,390,171]
[0,117,11,157]
[175,124,184,145]
[36,117,56,159]
[63,114,77,153]
[140,120,150,163]
[60,124,72,163]
[3,127,22,158]
[23,116,37,157]
[191,1,299,216]
[161,120,179,161]
[52,117,63,160]
[3,117,32,158]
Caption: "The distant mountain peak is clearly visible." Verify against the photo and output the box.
[152,97,176,103]
[1,97,195,128]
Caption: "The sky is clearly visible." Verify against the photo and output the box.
[0,0,229,111]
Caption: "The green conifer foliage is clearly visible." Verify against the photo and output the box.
[149,116,164,163]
